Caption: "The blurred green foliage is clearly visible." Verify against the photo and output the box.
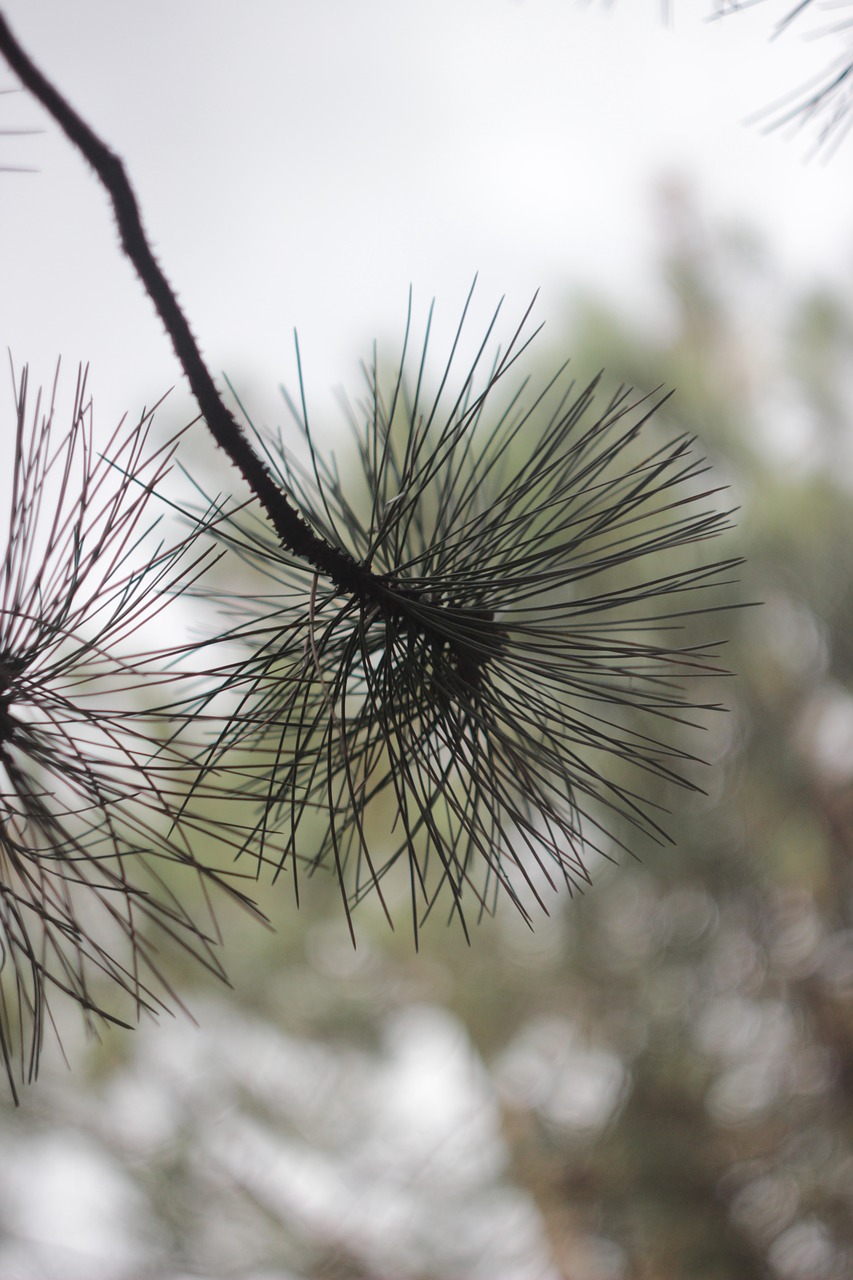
[2,192,853,1280]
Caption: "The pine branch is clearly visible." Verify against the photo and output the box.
[709,1,853,152]
[0,363,264,1100]
[0,12,743,951]
[0,12,381,600]
[0,11,535,671]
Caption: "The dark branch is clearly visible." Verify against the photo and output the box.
[0,12,382,601]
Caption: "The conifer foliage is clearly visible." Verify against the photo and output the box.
[0,364,257,1100]
[189,298,738,939]
[0,12,740,1093]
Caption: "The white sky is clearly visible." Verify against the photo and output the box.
[1,0,852,437]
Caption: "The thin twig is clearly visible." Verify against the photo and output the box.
[0,12,377,599]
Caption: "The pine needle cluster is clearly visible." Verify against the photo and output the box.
[0,364,257,1099]
[185,294,739,941]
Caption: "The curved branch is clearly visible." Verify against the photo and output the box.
[0,12,378,599]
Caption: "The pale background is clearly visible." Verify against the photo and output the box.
[2,0,851,434]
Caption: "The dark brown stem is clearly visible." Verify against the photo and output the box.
[0,12,380,602]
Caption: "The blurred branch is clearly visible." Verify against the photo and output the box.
[607,0,853,153]
[718,1,853,153]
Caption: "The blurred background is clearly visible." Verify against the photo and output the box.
[3,2,853,1277]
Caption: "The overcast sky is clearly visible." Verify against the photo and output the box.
[2,0,851,436]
